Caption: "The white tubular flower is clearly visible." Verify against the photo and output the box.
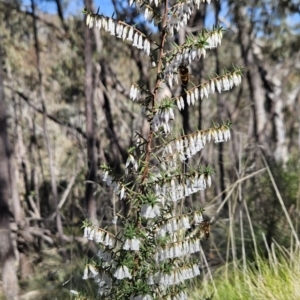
[192,264,201,276]
[131,238,141,250]
[176,98,182,110]
[120,186,125,200]
[133,32,139,47]
[82,265,89,280]
[70,290,79,295]
[123,239,131,250]
[95,229,105,243]
[141,204,160,219]
[233,73,242,86]
[104,233,114,248]
[181,216,190,229]
[130,84,136,100]
[207,175,212,187]
[89,265,99,277]
[88,228,95,240]
[83,226,92,238]
[187,93,191,106]
[127,27,134,41]
[222,76,230,91]
[224,128,231,141]
[112,215,118,224]
[190,90,195,105]
[180,96,185,110]
[194,211,203,224]
[123,238,141,251]
[114,265,132,280]
[216,79,222,93]
[122,26,128,40]
[144,39,150,55]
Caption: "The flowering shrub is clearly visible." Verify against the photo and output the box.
[78,1,243,299]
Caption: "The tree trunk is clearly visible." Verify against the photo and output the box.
[234,5,270,152]
[84,0,98,224]
[31,0,64,245]
[0,40,19,300]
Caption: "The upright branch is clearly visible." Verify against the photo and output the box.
[78,0,244,299]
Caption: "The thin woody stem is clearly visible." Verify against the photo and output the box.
[141,0,169,186]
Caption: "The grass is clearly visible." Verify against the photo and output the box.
[190,245,300,300]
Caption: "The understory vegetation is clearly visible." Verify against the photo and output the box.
[0,0,299,299]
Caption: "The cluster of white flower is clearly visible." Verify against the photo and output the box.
[155,238,201,261]
[153,172,211,203]
[84,226,115,248]
[168,0,212,36]
[164,47,206,87]
[82,265,113,295]
[162,125,231,162]
[130,0,162,7]
[86,14,151,55]
[148,263,200,288]
[82,264,98,279]
[164,31,223,86]
[114,265,132,280]
[155,215,191,238]
[176,72,243,109]
[125,154,138,172]
[141,203,161,219]
[123,238,141,251]
[102,169,127,199]
[152,106,175,134]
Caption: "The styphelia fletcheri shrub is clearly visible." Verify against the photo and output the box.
[76,1,243,299]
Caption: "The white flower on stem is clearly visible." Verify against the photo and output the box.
[186,92,191,106]
[138,35,144,50]
[190,90,195,105]
[176,98,182,110]
[88,228,95,240]
[222,76,230,91]
[132,32,139,47]
[131,238,141,250]
[194,211,203,224]
[108,18,115,35]
[207,174,212,187]
[181,216,190,229]
[89,265,99,277]
[114,265,132,280]
[112,215,118,224]
[127,27,134,41]
[216,79,222,93]
[144,39,150,55]
[95,229,105,243]
[141,204,160,218]
[233,72,242,86]
[83,226,91,238]
[224,128,231,141]
[82,265,89,280]
[122,26,128,40]
[102,233,112,248]
[70,290,79,295]
[120,186,125,200]
[123,237,141,251]
[218,129,224,142]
